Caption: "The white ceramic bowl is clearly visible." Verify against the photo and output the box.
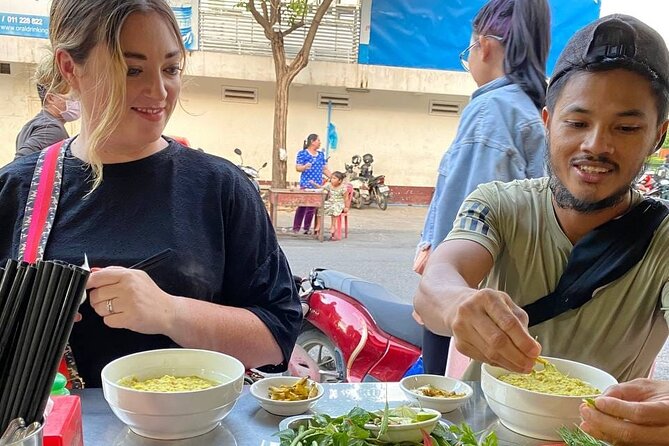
[101,348,245,440]
[481,356,618,441]
[250,376,324,416]
[400,374,473,413]
[364,407,441,443]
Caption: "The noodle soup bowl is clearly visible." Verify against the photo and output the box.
[101,348,245,440]
[481,356,617,441]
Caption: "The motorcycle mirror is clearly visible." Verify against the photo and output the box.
[261,162,268,169]
[234,148,242,156]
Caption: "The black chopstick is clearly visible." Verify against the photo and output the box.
[0,263,36,428]
[18,263,70,420]
[129,248,173,272]
[29,268,88,423]
[3,262,51,424]
[0,259,18,305]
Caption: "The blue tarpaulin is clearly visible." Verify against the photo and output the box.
[362,0,601,75]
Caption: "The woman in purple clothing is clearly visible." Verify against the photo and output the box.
[293,134,332,234]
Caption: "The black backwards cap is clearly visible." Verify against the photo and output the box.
[549,14,669,148]
[550,14,669,92]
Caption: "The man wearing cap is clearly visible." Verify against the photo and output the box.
[415,13,669,386]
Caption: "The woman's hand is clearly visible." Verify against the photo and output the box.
[580,378,669,445]
[86,267,177,335]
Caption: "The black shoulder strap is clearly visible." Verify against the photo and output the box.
[523,198,669,327]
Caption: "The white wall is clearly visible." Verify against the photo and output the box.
[166,76,463,186]
[0,64,463,187]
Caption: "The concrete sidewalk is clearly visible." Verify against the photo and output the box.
[276,205,425,301]
[276,204,669,380]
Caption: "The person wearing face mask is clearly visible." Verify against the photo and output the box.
[15,84,80,158]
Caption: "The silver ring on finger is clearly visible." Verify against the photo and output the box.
[107,299,115,315]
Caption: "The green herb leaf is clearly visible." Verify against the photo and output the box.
[378,400,390,439]
[583,397,597,409]
[558,426,608,446]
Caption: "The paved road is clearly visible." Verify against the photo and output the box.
[275,205,669,380]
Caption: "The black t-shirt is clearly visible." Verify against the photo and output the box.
[0,139,301,387]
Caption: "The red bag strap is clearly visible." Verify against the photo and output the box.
[18,140,67,263]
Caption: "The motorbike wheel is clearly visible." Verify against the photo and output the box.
[377,193,388,211]
[297,329,344,383]
[352,190,362,209]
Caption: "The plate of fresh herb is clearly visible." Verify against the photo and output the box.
[276,405,498,445]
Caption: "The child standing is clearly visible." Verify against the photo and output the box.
[312,171,349,239]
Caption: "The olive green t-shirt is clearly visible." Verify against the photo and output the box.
[446,178,669,381]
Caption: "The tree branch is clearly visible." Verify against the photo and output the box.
[288,0,334,74]
[260,0,269,22]
[269,0,280,27]
[247,0,273,38]
[282,21,305,37]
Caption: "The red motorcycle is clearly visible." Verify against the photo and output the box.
[288,269,424,383]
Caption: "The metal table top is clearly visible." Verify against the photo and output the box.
[76,382,552,445]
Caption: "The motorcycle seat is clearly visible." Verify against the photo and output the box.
[314,269,422,348]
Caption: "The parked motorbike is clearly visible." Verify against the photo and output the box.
[234,148,267,192]
[637,167,669,199]
[345,154,391,211]
[289,269,423,383]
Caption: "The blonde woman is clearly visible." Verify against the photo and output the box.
[0,0,301,387]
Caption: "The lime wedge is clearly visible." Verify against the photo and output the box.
[415,412,437,422]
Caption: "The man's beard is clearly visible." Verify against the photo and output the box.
[545,150,637,214]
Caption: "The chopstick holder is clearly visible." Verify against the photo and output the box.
[14,140,85,390]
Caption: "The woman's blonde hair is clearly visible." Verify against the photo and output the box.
[36,0,186,190]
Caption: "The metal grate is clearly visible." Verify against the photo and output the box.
[199,0,360,63]
[318,92,350,110]
[222,86,258,103]
[429,100,462,116]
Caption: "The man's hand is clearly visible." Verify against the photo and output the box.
[580,378,669,445]
[451,287,541,373]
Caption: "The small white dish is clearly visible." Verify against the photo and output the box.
[364,407,441,443]
[400,374,473,413]
[250,376,324,416]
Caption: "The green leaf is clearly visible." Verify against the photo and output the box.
[378,400,390,438]
[331,431,349,446]
[558,426,608,446]
[583,397,597,409]
[347,407,373,426]
[391,405,419,419]
[345,421,371,439]
[480,431,499,446]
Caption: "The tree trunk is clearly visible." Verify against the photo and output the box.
[272,74,290,188]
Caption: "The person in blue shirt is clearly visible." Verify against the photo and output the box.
[414,0,551,375]
[293,134,332,234]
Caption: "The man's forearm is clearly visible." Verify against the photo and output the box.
[414,262,477,336]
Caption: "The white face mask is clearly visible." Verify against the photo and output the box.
[60,100,81,122]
